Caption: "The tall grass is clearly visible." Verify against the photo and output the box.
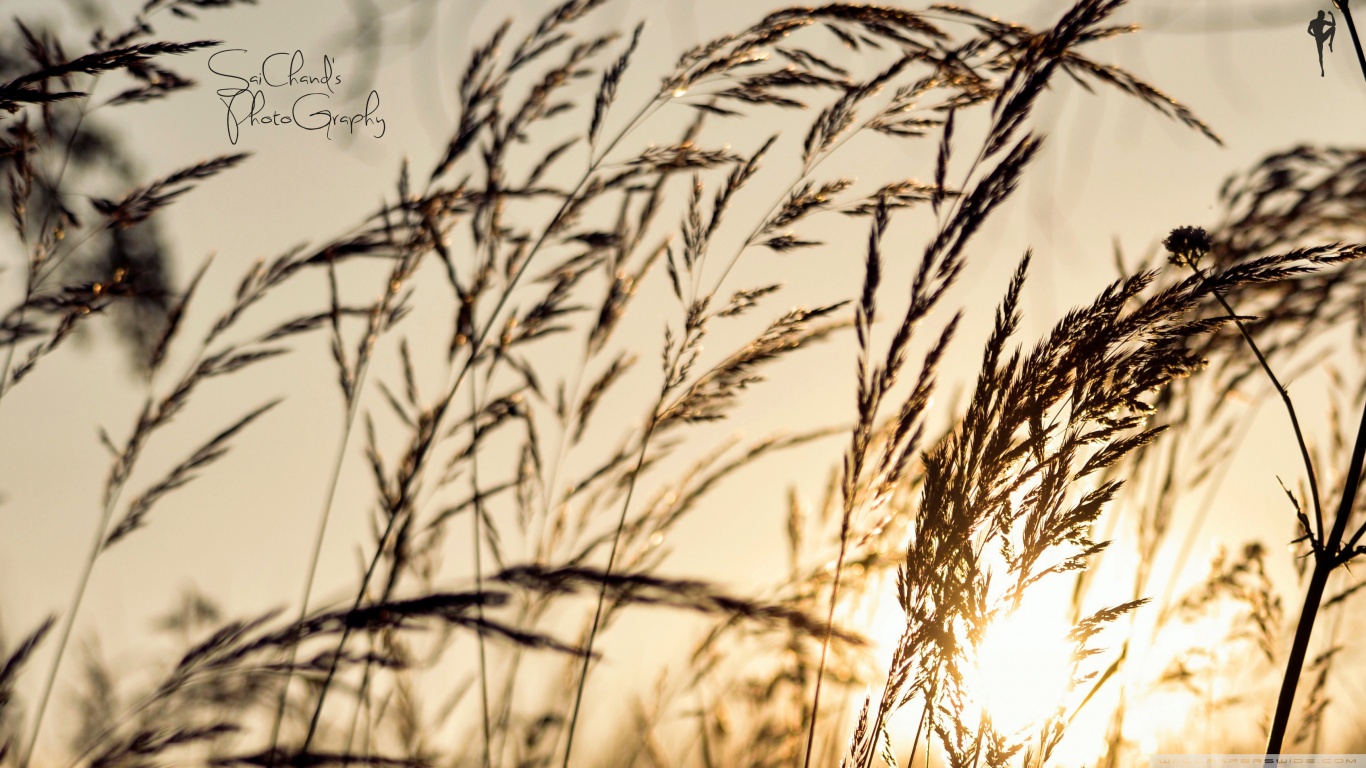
[2,1,1366,766]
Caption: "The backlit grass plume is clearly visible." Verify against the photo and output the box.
[4,0,1366,766]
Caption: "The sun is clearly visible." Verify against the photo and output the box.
[860,528,1273,767]
[967,590,1076,735]
[864,560,1213,763]
[866,575,1085,743]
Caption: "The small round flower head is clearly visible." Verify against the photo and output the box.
[1163,226,1212,266]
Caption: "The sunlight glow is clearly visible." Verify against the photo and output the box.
[968,595,1075,735]
[863,534,1241,763]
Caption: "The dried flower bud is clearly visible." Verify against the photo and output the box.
[1163,225,1212,266]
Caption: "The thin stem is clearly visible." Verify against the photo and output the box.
[340,666,371,765]
[1267,394,1366,753]
[802,525,851,768]
[1190,258,1325,540]
[300,499,405,749]
[264,402,362,755]
[267,212,424,764]
[17,496,118,768]
[1337,0,1366,86]
[488,92,683,764]
[561,408,659,768]
[908,700,927,768]
[1174,251,1366,753]
[468,377,493,768]
[496,345,592,761]
[445,87,672,768]
[20,255,221,768]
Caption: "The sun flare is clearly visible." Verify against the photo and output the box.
[969,595,1076,735]
[863,538,1246,765]
[867,578,1081,740]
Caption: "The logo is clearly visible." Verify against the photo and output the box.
[208,49,388,145]
[1309,8,1336,76]
[1312,0,1366,84]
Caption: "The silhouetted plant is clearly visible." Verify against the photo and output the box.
[3,1,1366,767]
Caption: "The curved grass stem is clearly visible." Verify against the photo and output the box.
[1171,249,1366,753]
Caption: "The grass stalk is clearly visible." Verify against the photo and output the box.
[263,387,364,758]
[1169,233,1366,753]
[16,493,118,768]
[561,410,658,768]
[800,531,849,768]
[1335,0,1366,85]
[10,3,1356,765]
[0,94,93,406]
[1206,288,1324,533]
[469,378,494,768]
[298,77,670,761]
[19,266,236,768]
[1267,395,1366,753]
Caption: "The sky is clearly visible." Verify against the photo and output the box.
[2,0,1365,758]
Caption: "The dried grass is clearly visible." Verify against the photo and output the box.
[1,0,1364,767]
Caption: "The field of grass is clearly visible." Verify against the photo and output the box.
[3,1,1366,766]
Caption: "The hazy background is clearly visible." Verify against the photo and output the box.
[2,0,1363,755]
